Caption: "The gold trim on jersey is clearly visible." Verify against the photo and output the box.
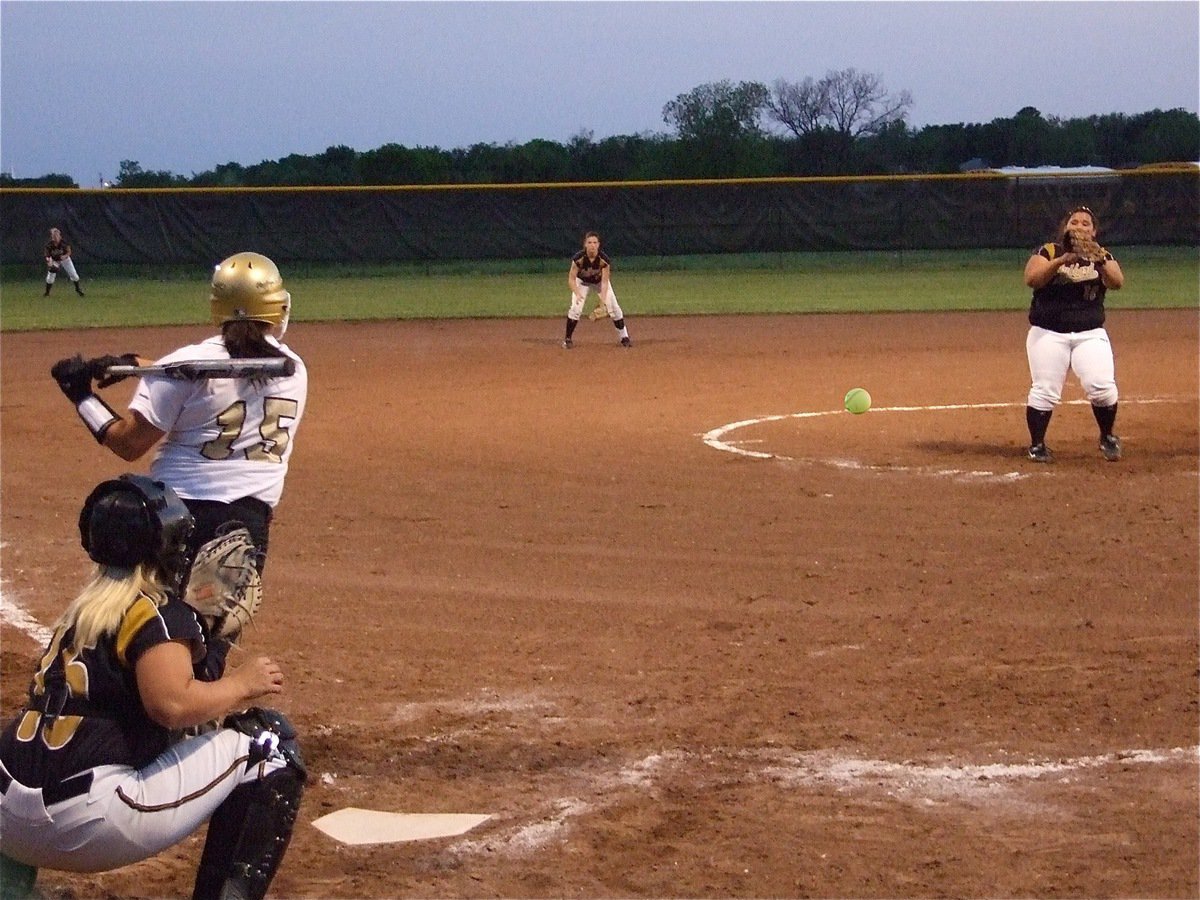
[116,593,165,668]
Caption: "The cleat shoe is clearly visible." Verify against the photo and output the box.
[620,336,631,347]
[1028,443,1053,463]
[75,286,85,297]
[1099,435,1122,461]
[562,339,573,349]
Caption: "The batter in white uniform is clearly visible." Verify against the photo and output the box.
[50,251,307,570]
[50,251,308,681]
[1022,206,1125,463]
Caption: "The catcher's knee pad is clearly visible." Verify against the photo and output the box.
[226,706,306,780]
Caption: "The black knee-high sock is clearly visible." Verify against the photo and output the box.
[1091,402,1117,438]
[1026,406,1053,445]
[565,317,578,339]
[613,318,625,331]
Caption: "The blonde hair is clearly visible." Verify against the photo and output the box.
[54,563,170,649]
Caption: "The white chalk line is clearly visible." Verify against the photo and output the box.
[755,746,1199,804]
[422,689,1199,858]
[0,542,53,647]
[450,743,1199,858]
[701,397,1185,482]
[449,751,684,858]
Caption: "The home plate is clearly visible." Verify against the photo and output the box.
[311,808,491,845]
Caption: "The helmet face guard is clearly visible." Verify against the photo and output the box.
[210,252,290,332]
[78,475,195,587]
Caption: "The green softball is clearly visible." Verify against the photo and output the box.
[844,387,872,414]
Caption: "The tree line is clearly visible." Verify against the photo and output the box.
[5,70,1198,189]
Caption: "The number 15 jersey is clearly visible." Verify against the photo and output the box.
[129,335,308,508]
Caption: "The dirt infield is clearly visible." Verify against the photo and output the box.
[2,310,1197,899]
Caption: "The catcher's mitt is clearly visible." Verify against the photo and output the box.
[185,524,263,640]
[589,300,608,321]
[1066,227,1108,263]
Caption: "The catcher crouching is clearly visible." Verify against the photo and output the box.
[0,474,304,900]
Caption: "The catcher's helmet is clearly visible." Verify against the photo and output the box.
[79,474,194,585]
[210,252,291,333]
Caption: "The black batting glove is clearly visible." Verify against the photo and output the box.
[50,355,95,403]
[90,353,140,388]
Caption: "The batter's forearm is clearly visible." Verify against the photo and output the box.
[101,413,163,461]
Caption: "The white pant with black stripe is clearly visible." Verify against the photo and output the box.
[0,729,284,873]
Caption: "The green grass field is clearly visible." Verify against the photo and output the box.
[1,248,1195,332]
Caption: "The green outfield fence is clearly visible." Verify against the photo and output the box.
[1,170,1196,268]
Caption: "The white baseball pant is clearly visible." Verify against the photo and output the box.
[568,280,623,322]
[0,729,285,873]
[1026,326,1118,410]
[46,258,80,284]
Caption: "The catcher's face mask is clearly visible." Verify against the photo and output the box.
[79,474,194,586]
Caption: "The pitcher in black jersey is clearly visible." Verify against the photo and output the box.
[562,231,632,348]
[1022,206,1126,463]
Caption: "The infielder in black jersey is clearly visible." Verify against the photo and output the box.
[0,475,305,900]
[1022,206,1125,463]
[562,231,632,348]
[43,227,85,297]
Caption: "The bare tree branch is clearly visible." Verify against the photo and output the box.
[766,77,829,137]
[820,68,913,138]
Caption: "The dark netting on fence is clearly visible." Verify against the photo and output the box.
[2,171,1195,266]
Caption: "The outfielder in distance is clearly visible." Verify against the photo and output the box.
[1022,206,1125,463]
[43,227,85,297]
[562,231,632,349]
[49,252,308,674]
[0,474,305,900]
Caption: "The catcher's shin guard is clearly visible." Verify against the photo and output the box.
[191,767,304,900]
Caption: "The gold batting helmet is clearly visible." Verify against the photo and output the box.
[210,252,291,332]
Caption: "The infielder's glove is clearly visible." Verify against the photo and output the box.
[589,300,608,321]
[88,353,140,387]
[185,524,263,641]
[1066,228,1108,263]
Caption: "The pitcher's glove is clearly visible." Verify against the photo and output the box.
[589,300,608,321]
[185,524,263,641]
[1066,228,1108,263]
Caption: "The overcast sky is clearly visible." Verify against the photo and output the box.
[2,1,1197,186]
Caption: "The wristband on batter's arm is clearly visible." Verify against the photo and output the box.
[51,355,121,443]
[74,395,121,443]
